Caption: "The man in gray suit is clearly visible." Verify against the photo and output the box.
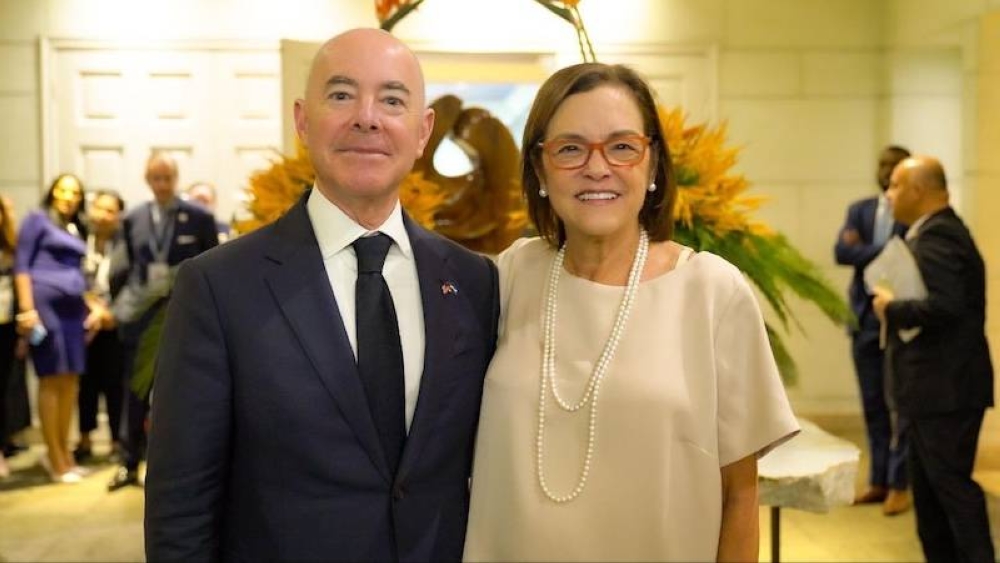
[108,152,218,491]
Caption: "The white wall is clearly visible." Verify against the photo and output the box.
[0,0,995,418]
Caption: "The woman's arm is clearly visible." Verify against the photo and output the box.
[13,273,36,335]
[717,453,759,562]
[13,212,43,335]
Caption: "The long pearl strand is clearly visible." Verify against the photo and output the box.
[536,229,649,503]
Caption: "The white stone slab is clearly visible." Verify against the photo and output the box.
[758,417,860,513]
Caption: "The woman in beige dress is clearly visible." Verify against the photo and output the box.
[463,63,800,562]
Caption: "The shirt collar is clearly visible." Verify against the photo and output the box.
[905,213,932,241]
[156,197,180,213]
[306,187,413,260]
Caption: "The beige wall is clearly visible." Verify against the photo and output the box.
[0,0,998,417]
[978,12,1000,342]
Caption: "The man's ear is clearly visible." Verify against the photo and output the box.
[293,99,308,143]
[415,107,435,158]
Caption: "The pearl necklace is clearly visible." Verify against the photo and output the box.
[536,229,649,503]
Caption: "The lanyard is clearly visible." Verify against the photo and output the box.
[148,204,176,262]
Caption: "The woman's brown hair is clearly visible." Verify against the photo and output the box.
[0,195,16,253]
[521,63,676,247]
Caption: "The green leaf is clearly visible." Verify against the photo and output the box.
[675,166,700,186]
[130,304,169,400]
[673,220,852,385]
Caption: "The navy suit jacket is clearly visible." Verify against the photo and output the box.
[884,207,994,417]
[834,195,907,333]
[112,198,219,338]
[144,194,500,562]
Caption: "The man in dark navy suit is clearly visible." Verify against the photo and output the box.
[144,29,499,562]
[875,156,994,562]
[108,152,219,491]
[835,145,912,515]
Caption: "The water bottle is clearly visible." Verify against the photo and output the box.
[28,323,48,346]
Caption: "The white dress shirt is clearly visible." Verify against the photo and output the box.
[307,188,425,432]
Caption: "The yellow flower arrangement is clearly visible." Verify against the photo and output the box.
[235,141,445,234]
[658,103,852,381]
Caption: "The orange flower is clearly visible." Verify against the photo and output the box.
[375,0,403,22]
[562,0,581,6]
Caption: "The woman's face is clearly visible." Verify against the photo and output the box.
[51,176,83,219]
[539,84,652,244]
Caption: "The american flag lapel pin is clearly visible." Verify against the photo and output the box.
[441,281,458,295]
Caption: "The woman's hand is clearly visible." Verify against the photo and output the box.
[14,309,38,336]
[84,300,116,343]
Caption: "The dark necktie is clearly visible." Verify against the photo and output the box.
[353,233,406,475]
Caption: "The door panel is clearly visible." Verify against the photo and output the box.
[48,43,280,223]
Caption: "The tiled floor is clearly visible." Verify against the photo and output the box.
[2,417,1000,562]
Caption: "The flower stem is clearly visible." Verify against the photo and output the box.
[380,0,425,32]
[571,6,596,62]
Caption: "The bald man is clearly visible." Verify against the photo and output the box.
[108,152,219,492]
[874,156,994,562]
[144,29,499,562]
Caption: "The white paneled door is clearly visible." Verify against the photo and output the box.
[45,41,281,222]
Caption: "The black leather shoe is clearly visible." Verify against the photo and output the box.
[3,442,28,457]
[73,446,92,464]
[107,466,140,492]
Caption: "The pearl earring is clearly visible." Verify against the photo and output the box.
[539,186,548,198]
[647,182,657,193]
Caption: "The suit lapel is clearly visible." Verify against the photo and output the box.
[397,215,460,479]
[263,197,391,483]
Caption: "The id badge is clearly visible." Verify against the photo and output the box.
[147,262,171,297]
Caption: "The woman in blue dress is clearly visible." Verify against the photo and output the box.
[14,174,88,482]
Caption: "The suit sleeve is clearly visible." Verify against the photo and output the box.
[145,258,231,562]
[14,211,45,273]
[834,201,882,268]
[200,213,221,251]
[885,224,966,330]
[111,214,142,322]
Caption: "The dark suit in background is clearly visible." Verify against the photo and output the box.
[112,198,218,478]
[144,196,499,561]
[884,206,994,561]
[835,195,910,495]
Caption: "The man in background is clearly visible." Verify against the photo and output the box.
[107,152,218,491]
[874,156,994,562]
[834,145,912,515]
[183,181,232,242]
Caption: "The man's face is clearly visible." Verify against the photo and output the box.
[877,149,907,191]
[886,162,919,224]
[186,184,216,212]
[88,193,121,236]
[146,158,178,205]
[294,30,434,208]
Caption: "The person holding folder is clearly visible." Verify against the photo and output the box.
[873,155,994,562]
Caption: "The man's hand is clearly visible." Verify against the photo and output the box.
[841,228,861,246]
[872,286,895,324]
